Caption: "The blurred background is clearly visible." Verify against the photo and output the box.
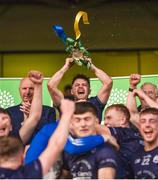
[0,0,158,90]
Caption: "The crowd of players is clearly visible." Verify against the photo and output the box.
[0,57,158,179]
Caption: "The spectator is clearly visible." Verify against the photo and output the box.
[127,74,157,112]
[7,72,56,143]
[0,70,43,145]
[63,84,74,100]
[127,74,158,128]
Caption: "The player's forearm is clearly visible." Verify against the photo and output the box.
[90,64,112,86]
[142,94,158,108]
[126,92,138,113]
[29,84,42,120]
[40,114,72,175]
[20,84,42,144]
[47,65,69,106]
[39,100,74,175]
[20,116,38,144]
[48,64,69,89]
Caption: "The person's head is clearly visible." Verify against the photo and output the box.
[140,82,157,108]
[19,77,34,103]
[64,84,72,96]
[139,108,158,149]
[63,84,74,100]
[0,108,12,137]
[104,104,130,128]
[71,74,91,101]
[0,136,24,168]
[71,101,98,137]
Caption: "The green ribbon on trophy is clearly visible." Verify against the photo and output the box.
[53,11,91,69]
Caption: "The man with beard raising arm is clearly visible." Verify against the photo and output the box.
[48,57,112,123]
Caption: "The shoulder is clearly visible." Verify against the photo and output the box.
[6,104,20,111]
[88,96,105,107]
[0,159,42,179]
[42,105,56,118]
[95,144,118,168]
[93,144,118,162]
[110,127,131,134]
[41,105,56,121]
[96,143,117,154]
[42,105,56,112]
[131,146,145,160]
[22,159,42,178]
[89,96,101,103]
[9,130,21,140]
[109,127,140,138]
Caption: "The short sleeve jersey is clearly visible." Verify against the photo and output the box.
[88,96,105,123]
[9,130,23,146]
[63,143,118,179]
[109,127,144,178]
[131,147,158,179]
[0,159,42,179]
[7,104,56,144]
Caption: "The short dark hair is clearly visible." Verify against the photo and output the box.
[0,107,11,118]
[72,74,90,87]
[64,84,72,91]
[105,104,130,121]
[140,107,158,117]
[74,101,98,117]
[0,137,24,160]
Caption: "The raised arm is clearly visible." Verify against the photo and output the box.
[126,74,141,127]
[19,71,43,145]
[134,88,158,109]
[126,74,141,113]
[47,57,74,107]
[89,57,113,105]
[39,99,75,176]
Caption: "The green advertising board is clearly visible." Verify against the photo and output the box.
[0,75,158,110]
[0,78,52,108]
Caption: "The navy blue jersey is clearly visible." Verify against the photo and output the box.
[9,129,21,140]
[0,159,42,179]
[131,147,158,179]
[8,130,25,146]
[7,104,56,143]
[109,127,144,178]
[63,143,118,179]
[88,96,105,123]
